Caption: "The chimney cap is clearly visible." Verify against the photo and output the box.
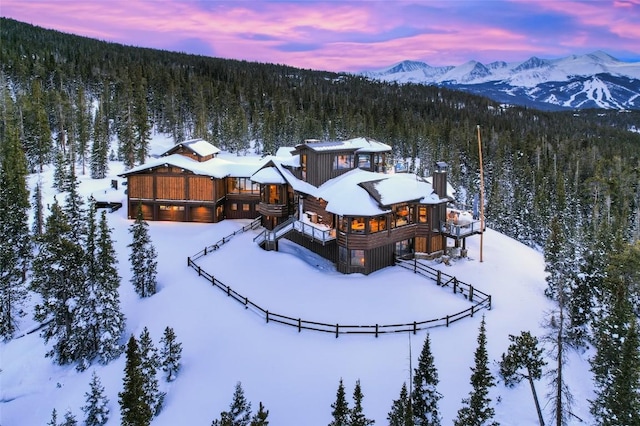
[435,161,448,171]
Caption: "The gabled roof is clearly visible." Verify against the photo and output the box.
[162,139,221,157]
[119,153,264,179]
[295,137,392,153]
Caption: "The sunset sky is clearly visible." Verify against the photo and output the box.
[2,0,639,72]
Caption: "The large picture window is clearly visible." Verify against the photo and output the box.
[391,204,412,228]
[227,177,259,194]
[333,154,354,170]
[368,215,387,233]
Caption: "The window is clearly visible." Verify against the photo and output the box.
[373,153,386,173]
[358,155,371,170]
[350,217,365,234]
[391,204,412,228]
[301,153,307,181]
[159,205,184,211]
[227,178,259,194]
[338,216,347,233]
[333,154,354,170]
[242,204,250,211]
[368,215,386,233]
[339,246,348,263]
[395,240,412,256]
[350,249,365,267]
[231,203,238,211]
[418,206,428,224]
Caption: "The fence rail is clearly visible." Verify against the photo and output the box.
[187,222,492,337]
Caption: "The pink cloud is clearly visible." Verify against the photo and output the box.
[2,0,638,72]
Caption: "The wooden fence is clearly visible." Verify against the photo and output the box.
[187,221,492,337]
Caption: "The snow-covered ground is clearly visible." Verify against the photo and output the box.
[1,137,594,425]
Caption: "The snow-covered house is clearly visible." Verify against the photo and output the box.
[120,137,483,274]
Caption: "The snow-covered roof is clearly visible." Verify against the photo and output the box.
[373,173,449,206]
[119,154,264,179]
[298,137,391,153]
[315,170,451,216]
[275,146,295,157]
[316,169,391,216]
[163,138,221,157]
[252,166,286,184]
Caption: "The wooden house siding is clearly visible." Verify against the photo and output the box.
[128,175,154,199]
[188,176,215,201]
[156,176,186,200]
[302,196,332,227]
[302,148,356,187]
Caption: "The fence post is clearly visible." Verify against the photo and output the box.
[187,256,191,267]
[413,321,417,335]
[227,286,231,296]
[469,285,474,302]
[266,311,269,323]
[204,247,207,256]
[437,270,441,286]
[488,295,492,310]
[335,324,339,338]
[375,324,379,338]
[453,278,457,294]
[198,266,201,276]
[245,297,248,309]
[446,315,450,327]
[471,305,475,317]
[298,318,301,332]
[414,257,417,273]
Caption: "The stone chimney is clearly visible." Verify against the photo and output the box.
[433,161,448,199]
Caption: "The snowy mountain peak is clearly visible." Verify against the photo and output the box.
[361,51,640,110]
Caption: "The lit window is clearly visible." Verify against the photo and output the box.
[350,249,365,267]
[242,204,250,211]
[231,203,238,211]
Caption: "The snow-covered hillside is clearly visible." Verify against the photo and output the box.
[1,137,594,425]
[361,51,640,110]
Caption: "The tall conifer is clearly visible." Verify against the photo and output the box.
[453,316,499,426]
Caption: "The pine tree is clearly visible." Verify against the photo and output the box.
[454,316,499,426]
[499,331,546,426]
[48,408,59,426]
[90,97,110,179]
[250,402,269,426]
[543,217,575,426]
[212,382,252,426]
[82,371,110,426]
[61,408,78,426]
[138,327,165,416]
[95,210,126,363]
[349,379,374,426]
[128,204,158,297]
[0,111,31,340]
[159,326,182,381]
[119,335,152,426]
[387,382,413,426]
[32,180,44,236]
[74,86,92,175]
[329,378,349,426]
[411,334,441,426]
[31,198,86,365]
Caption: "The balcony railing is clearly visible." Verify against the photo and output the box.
[441,219,484,238]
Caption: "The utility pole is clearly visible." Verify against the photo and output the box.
[477,125,485,262]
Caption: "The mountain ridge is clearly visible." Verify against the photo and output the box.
[361,51,640,110]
